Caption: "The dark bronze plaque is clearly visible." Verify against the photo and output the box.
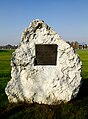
[35,44,57,65]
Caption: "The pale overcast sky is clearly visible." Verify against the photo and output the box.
[0,0,88,45]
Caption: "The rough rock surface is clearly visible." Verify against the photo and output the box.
[5,19,82,104]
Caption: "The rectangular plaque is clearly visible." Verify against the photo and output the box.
[35,44,57,65]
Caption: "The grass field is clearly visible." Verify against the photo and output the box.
[0,50,14,109]
[0,49,88,119]
[76,49,88,79]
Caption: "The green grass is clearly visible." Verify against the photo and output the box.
[0,49,88,119]
[76,49,88,79]
[0,50,14,109]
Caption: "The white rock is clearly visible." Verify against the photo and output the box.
[5,19,82,104]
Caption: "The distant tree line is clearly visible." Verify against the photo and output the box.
[0,44,18,49]
[66,41,88,49]
[0,42,88,50]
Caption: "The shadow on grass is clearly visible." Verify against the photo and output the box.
[75,78,88,100]
[0,102,59,119]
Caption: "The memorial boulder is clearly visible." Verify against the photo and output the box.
[5,19,82,104]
